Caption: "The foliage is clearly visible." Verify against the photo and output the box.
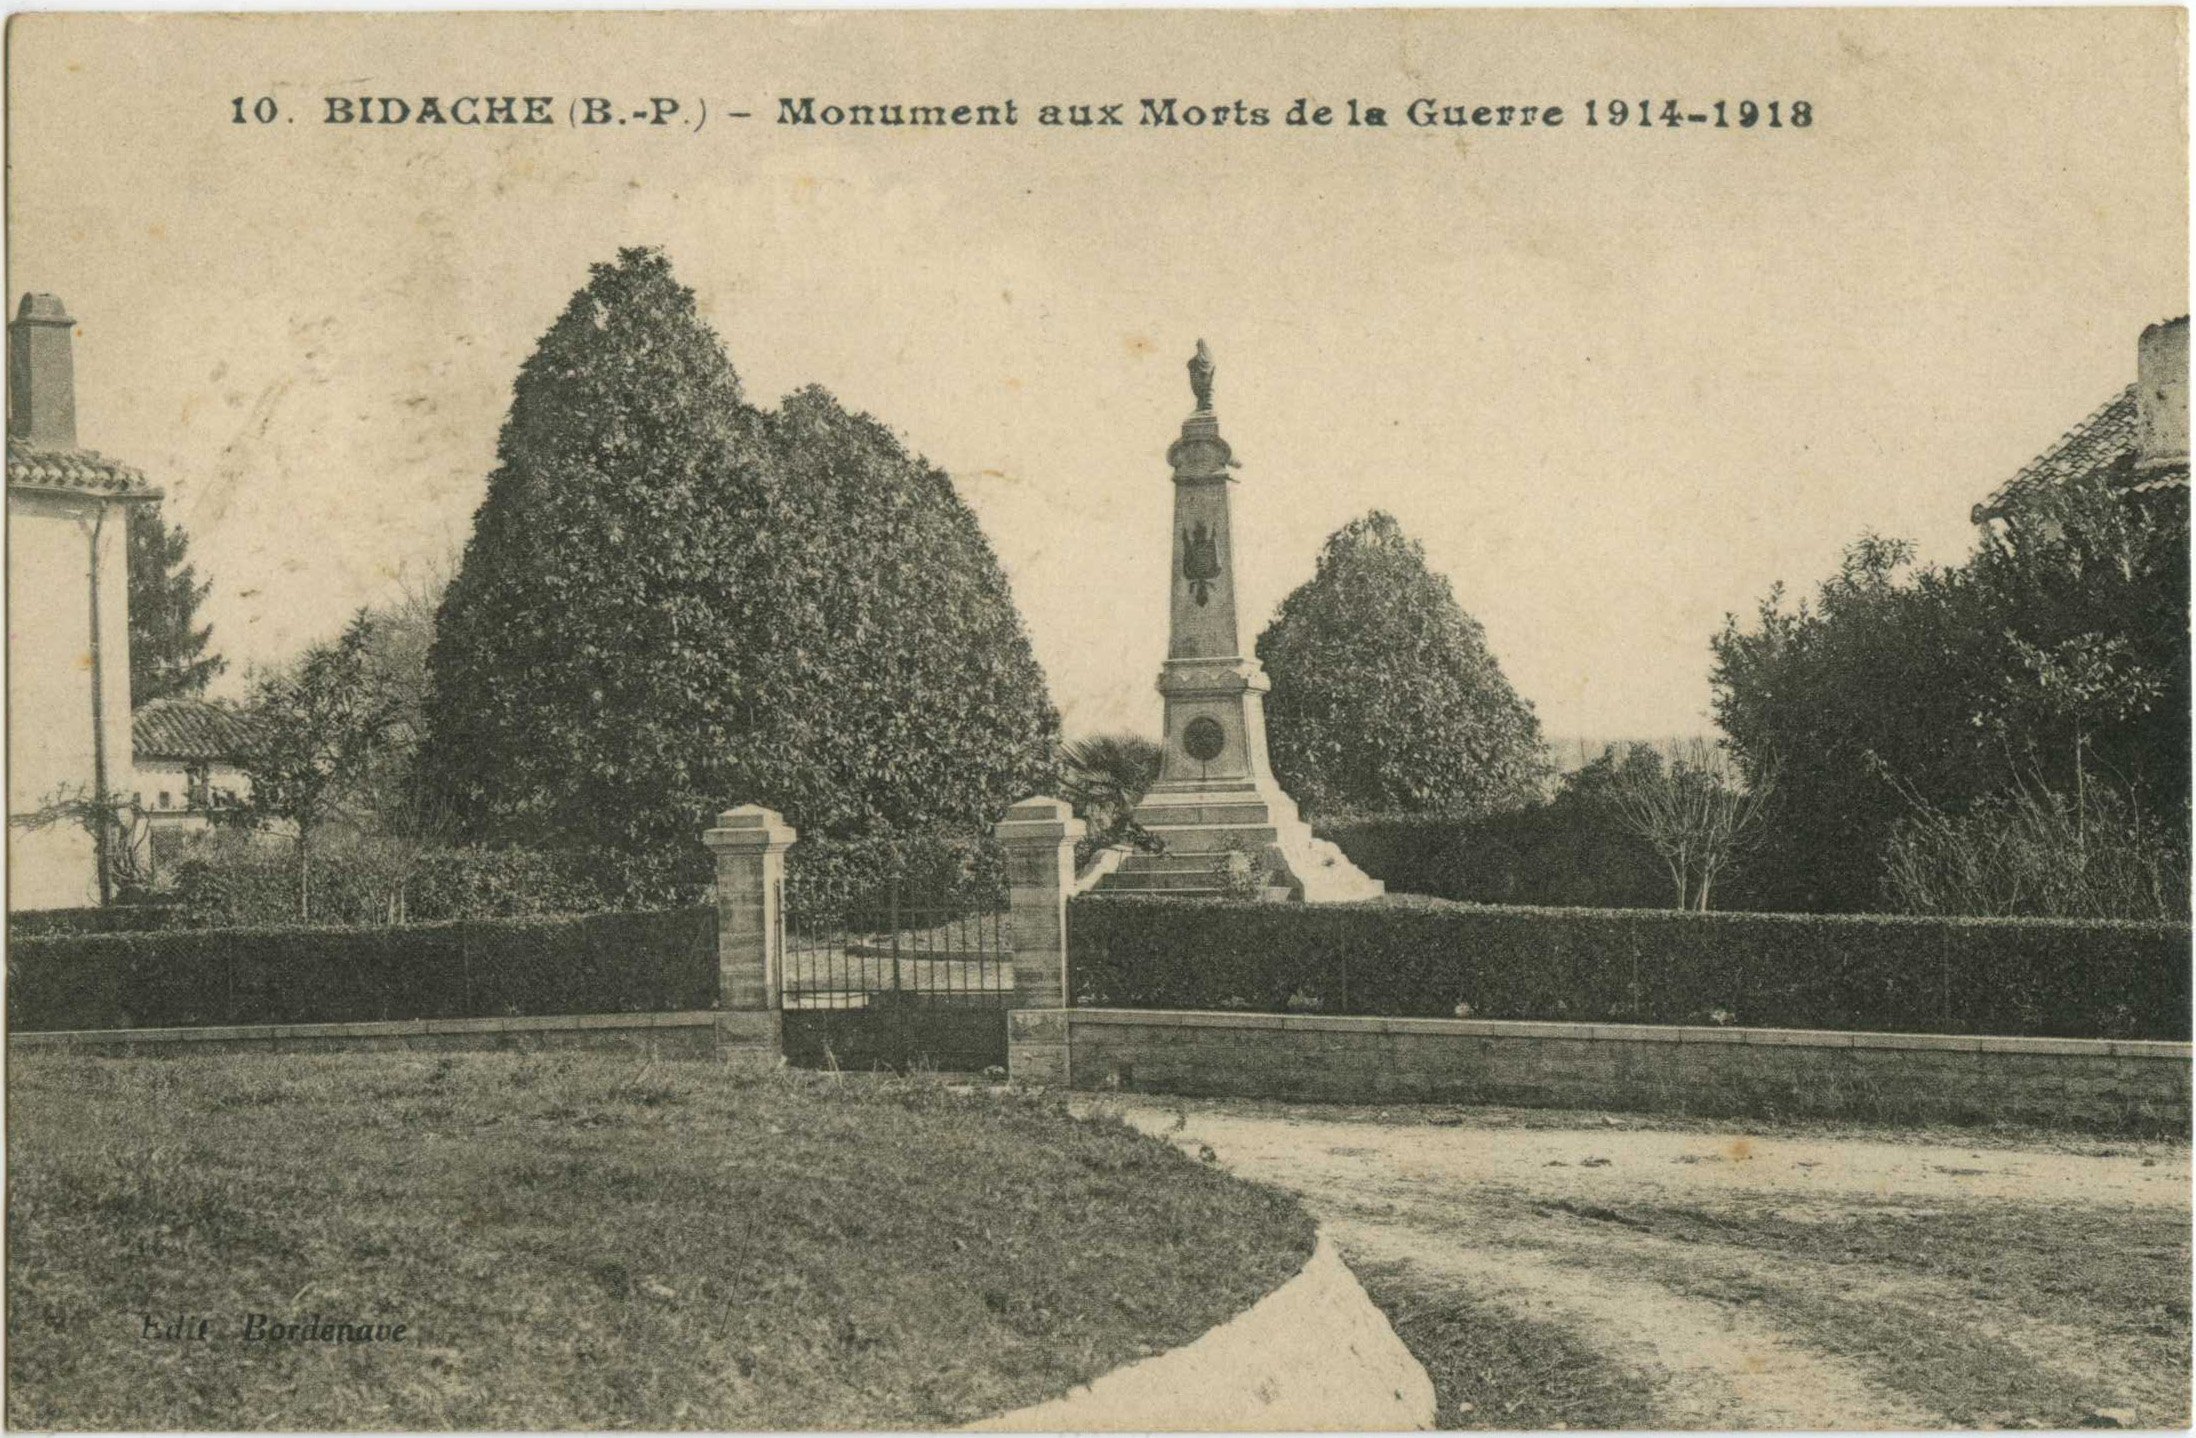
[6,907,719,1031]
[1059,732,1161,838]
[231,611,403,920]
[1210,835,1272,898]
[423,247,1058,865]
[127,504,224,707]
[1256,511,1550,817]
[1713,469,2190,914]
[1068,894,2190,1041]
[1313,745,1677,909]
[345,553,459,857]
[167,828,313,925]
[166,829,706,928]
[1883,776,2190,920]
[1058,731,1168,868]
[1604,739,1776,911]
[6,905,187,938]
[782,831,1007,922]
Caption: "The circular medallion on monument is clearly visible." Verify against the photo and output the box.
[1183,716,1226,762]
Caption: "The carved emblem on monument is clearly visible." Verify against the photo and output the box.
[1182,522,1221,605]
[1183,717,1226,763]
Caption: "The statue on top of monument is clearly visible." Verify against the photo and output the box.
[1188,339,1216,412]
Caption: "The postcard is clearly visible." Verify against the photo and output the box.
[6,9,2188,1432]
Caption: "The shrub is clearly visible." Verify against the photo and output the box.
[1067,894,2191,1041]
[165,832,713,928]
[6,905,189,938]
[404,845,631,920]
[1882,780,2191,921]
[6,907,718,1032]
[783,831,1007,922]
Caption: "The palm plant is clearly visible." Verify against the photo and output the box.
[1058,732,1163,845]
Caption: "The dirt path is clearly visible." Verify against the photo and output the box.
[1083,1098,2191,1430]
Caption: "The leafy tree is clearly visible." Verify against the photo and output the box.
[128,505,224,706]
[1968,472,2189,815]
[1255,510,1550,816]
[1713,469,2189,914]
[423,248,1059,868]
[232,611,400,920]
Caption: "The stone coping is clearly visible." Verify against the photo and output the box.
[11,1010,721,1048]
[1056,1007,2192,1061]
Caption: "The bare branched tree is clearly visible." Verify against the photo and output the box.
[9,784,157,899]
[1606,738,1777,911]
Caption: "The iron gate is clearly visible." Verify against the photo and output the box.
[779,872,1013,1072]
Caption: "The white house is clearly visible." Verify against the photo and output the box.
[132,697,263,880]
[7,294,162,910]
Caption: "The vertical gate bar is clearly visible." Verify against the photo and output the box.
[890,874,902,997]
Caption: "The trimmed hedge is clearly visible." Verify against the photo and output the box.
[6,907,718,1033]
[1068,895,2192,1041]
[1312,810,1677,910]
[8,906,190,938]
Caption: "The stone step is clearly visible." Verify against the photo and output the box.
[1097,868,1238,892]
[1133,803,1278,829]
[1093,884,1232,899]
[1130,826,1282,854]
[1115,853,1241,874]
[1088,877,1297,903]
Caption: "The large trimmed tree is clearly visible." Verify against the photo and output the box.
[422,248,1059,863]
[1256,511,1550,815]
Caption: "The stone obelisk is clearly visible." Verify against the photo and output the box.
[1092,342,1383,902]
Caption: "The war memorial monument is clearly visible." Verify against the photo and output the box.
[1087,343,1385,903]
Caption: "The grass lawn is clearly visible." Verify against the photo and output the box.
[7,1051,1314,1430]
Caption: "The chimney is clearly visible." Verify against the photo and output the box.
[2135,315,2189,471]
[8,293,78,451]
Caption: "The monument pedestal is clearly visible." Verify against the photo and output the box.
[1085,342,1381,904]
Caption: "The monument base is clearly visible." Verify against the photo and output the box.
[1084,786,1385,904]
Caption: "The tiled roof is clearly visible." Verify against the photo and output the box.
[7,435,160,498]
[1971,387,2141,525]
[132,699,265,763]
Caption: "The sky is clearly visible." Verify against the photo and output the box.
[7,10,2187,747]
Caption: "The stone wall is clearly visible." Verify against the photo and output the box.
[1013,1008,2192,1133]
[9,1010,743,1061]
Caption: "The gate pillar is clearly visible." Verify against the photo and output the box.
[704,803,797,1070]
[994,796,1085,1013]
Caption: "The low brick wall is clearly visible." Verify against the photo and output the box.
[9,1009,786,1067]
[1011,1008,2193,1132]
